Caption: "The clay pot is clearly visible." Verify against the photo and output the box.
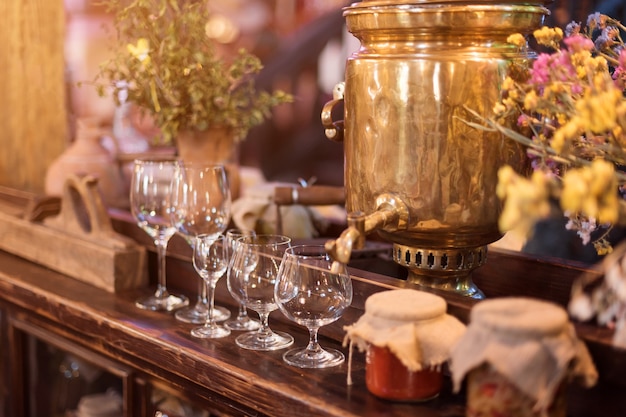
[45,118,127,208]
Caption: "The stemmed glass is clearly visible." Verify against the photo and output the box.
[191,234,230,338]
[224,229,261,331]
[170,162,232,324]
[227,235,293,351]
[275,245,353,368]
[130,158,189,311]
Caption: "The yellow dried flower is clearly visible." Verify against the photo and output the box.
[551,119,580,152]
[523,90,538,110]
[533,26,563,48]
[593,239,613,255]
[561,160,618,224]
[503,97,517,108]
[496,165,515,199]
[575,89,620,133]
[493,102,507,116]
[507,33,526,48]
[497,166,551,236]
[127,38,150,66]
[502,76,516,91]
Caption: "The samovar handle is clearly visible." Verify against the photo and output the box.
[321,82,345,142]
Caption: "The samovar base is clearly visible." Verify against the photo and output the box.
[392,244,487,299]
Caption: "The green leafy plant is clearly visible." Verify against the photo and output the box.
[91,0,292,144]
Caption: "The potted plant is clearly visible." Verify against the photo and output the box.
[89,0,292,162]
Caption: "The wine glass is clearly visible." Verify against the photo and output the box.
[130,158,189,311]
[170,162,232,324]
[191,234,230,338]
[227,235,293,351]
[224,229,261,331]
[275,245,353,368]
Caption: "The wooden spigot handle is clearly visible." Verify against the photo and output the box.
[273,185,345,206]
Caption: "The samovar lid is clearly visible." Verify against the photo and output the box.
[348,0,552,5]
[343,0,551,37]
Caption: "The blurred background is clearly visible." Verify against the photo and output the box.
[0,0,621,195]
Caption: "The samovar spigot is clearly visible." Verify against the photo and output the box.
[326,193,409,265]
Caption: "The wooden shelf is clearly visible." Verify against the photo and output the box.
[0,207,624,416]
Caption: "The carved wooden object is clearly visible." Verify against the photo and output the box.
[0,175,146,292]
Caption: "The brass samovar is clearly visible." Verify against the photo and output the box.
[323,0,550,298]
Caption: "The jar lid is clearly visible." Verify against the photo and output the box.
[471,297,568,337]
[345,289,466,371]
[365,288,446,322]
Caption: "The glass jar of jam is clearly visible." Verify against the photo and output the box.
[344,289,466,402]
[450,297,598,417]
[366,344,444,401]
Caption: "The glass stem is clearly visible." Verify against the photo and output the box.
[306,327,322,354]
[154,240,170,299]
[198,279,208,306]
[237,303,248,319]
[256,312,273,340]
[205,281,216,328]
[190,241,206,308]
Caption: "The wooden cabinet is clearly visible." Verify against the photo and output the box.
[10,320,129,416]
[2,282,251,417]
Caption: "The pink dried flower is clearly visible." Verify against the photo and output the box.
[613,67,626,89]
[529,53,552,85]
[564,34,595,52]
[517,114,530,127]
[571,83,584,94]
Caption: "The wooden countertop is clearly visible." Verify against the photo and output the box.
[0,249,468,417]
[0,208,624,416]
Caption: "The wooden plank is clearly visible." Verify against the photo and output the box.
[0,0,67,193]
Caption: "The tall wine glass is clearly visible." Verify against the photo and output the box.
[227,235,293,351]
[130,158,189,311]
[191,234,230,338]
[171,162,232,324]
[224,229,261,331]
[275,245,353,368]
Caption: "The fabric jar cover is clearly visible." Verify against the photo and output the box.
[449,297,598,413]
[343,289,466,371]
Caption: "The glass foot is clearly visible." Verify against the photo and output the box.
[235,330,293,351]
[282,347,345,369]
[175,304,231,324]
[135,293,189,312]
[191,324,231,339]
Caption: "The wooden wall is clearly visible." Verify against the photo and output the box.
[0,0,68,193]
